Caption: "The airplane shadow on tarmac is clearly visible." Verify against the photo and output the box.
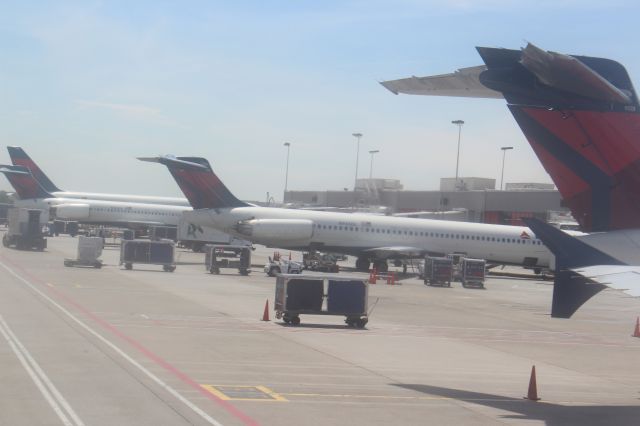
[393,384,640,426]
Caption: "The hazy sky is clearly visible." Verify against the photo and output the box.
[1,1,638,201]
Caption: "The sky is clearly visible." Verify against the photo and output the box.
[1,1,639,202]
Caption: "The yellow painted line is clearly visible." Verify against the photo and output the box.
[256,385,288,402]
[201,385,288,402]
[201,385,231,401]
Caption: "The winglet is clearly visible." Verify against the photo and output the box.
[7,146,62,193]
[139,155,248,210]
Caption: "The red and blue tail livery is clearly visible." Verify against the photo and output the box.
[138,156,249,210]
[0,164,53,200]
[7,146,62,193]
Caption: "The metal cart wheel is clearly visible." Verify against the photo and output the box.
[125,263,133,270]
[282,313,291,324]
[291,316,301,326]
[210,267,220,274]
[356,318,368,328]
[163,265,176,272]
[94,262,102,269]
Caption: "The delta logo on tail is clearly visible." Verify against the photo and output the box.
[520,231,531,240]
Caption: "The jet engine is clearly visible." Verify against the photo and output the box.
[54,203,90,220]
[235,219,313,243]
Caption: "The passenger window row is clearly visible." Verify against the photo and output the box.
[312,223,543,245]
[90,206,180,217]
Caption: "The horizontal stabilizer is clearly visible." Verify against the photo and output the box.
[520,43,633,104]
[380,66,503,99]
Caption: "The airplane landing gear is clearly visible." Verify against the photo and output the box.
[355,257,370,271]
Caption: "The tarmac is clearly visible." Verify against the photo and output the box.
[0,233,639,426]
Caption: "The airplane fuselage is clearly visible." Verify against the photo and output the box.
[188,206,553,266]
[14,197,190,227]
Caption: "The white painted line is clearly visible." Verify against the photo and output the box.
[0,315,83,426]
[0,261,225,426]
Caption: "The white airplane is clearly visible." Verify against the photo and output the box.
[139,155,558,272]
[7,146,190,207]
[0,165,189,228]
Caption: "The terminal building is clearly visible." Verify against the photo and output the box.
[284,177,569,226]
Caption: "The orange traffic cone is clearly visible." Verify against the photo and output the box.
[524,365,541,401]
[369,268,377,284]
[261,299,270,321]
[633,317,640,337]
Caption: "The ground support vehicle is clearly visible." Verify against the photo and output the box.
[120,239,176,272]
[264,257,303,276]
[423,256,453,287]
[303,252,340,273]
[274,274,369,328]
[64,236,103,268]
[205,244,251,275]
[2,208,47,251]
[461,258,486,288]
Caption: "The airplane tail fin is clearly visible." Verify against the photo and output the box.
[138,156,249,210]
[7,146,62,193]
[523,217,623,318]
[0,165,54,200]
[476,44,640,232]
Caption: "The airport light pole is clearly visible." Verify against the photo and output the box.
[368,150,380,179]
[352,133,363,190]
[500,146,513,190]
[283,142,291,202]
[451,120,464,190]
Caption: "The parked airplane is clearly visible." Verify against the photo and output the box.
[7,146,190,207]
[380,43,640,315]
[0,165,189,227]
[139,155,557,272]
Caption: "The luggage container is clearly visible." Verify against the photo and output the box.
[64,236,103,268]
[275,274,368,327]
[423,256,453,287]
[204,244,251,275]
[461,258,486,288]
[120,239,176,272]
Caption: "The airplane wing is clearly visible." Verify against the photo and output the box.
[363,246,427,259]
[380,65,503,99]
[571,265,640,297]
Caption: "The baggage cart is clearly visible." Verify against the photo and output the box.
[461,257,486,288]
[64,236,103,268]
[423,256,453,287]
[205,244,251,275]
[120,239,176,272]
[275,274,368,328]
